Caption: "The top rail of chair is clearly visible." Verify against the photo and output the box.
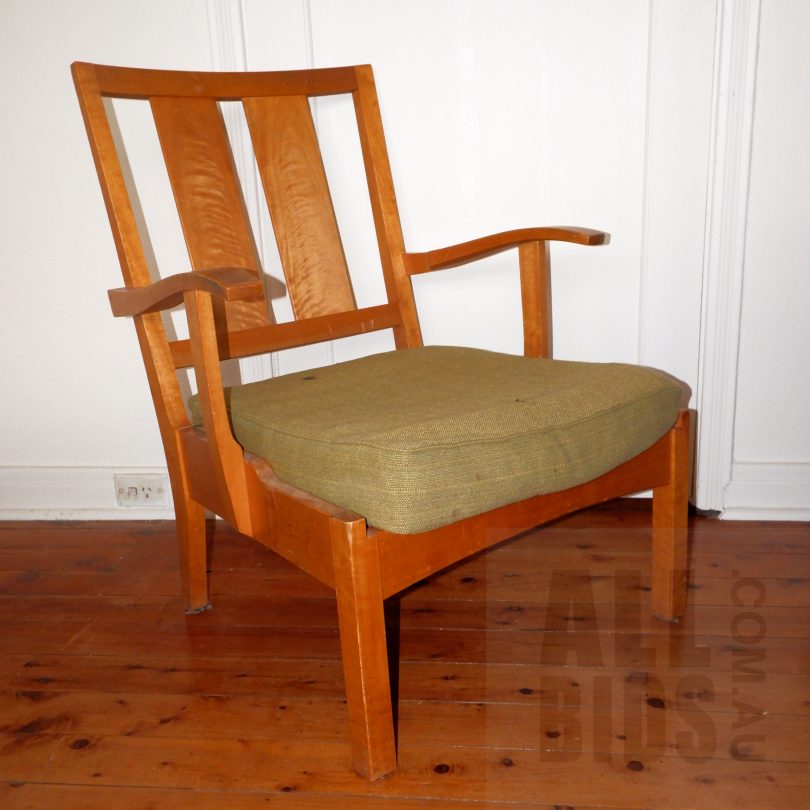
[71,61,364,100]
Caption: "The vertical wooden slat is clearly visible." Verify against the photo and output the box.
[243,95,356,319]
[150,96,272,332]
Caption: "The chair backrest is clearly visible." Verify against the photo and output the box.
[71,62,418,370]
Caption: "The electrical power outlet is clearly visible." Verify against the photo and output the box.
[114,473,169,507]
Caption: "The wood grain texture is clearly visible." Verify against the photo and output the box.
[652,411,692,620]
[108,268,263,317]
[0,505,808,808]
[519,240,552,358]
[244,95,355,319]
[151,95,271,332]
[168,303,401,368]
[404,227,607,274]
[330,519,396,779]
[2,690,806,764]
[0,782,613,810]
[247,456,352,589]
[183,290,252,535]
[85,62,359,100]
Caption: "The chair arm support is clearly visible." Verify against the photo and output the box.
[403,227,607,274]
[108,268,264,317]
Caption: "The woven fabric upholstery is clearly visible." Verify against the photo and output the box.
[189,346,682,534]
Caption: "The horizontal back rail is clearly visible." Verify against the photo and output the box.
[169,303,402,369]
[86,63,360,99]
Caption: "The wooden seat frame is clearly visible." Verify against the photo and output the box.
[73,62,691,780]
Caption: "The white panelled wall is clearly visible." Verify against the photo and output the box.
[0,0,807,519]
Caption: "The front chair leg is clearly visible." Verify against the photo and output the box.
[176,496,210,614]
[651,410,691,621]
[330,518,397,780]
[170,461,210,614]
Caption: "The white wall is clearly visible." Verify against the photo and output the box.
[245,0,712,383]
[0,0,805,518]
[0,0,213,515]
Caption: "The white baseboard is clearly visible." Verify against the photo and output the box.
[3,462,807,522]
[0,466,176,520]
[722,461,810,521]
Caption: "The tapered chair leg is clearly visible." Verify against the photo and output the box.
[651,410,691,621]
[330,518,397,780]
[171,469,210,614]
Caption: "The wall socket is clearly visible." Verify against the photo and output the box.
[114,473,169,507]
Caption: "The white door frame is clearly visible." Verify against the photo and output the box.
[695,0,761,512]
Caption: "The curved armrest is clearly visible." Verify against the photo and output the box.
[108,267,264,317]
[404,226,608,274]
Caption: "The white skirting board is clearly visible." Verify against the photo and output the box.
[722,462,810,521]
[0,466,176,520]
[1,462,808,522]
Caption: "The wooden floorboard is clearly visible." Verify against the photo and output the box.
[0,502,808,808]
[0,782,652,810]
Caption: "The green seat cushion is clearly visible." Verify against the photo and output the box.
[189,346,682,534]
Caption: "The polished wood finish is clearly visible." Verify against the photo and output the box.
[183,290,252,535]
[108,268,263,317]
[401,226,607,355]
[71,61,692,780]
[169,303,402,369]
[90,62,359,100]
[352,65,419,349]
[402,226,606,274]
[1,508,808,808]
[652,410,691,620]
[331,518,396,779]
[151,96,271,332]
[245,95,356,319]
[519,239,552,358]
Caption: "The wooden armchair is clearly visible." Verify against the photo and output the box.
[72,62,691,780]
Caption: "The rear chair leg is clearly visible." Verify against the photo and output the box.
[331,518,397,780]
[651,410,691,621]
